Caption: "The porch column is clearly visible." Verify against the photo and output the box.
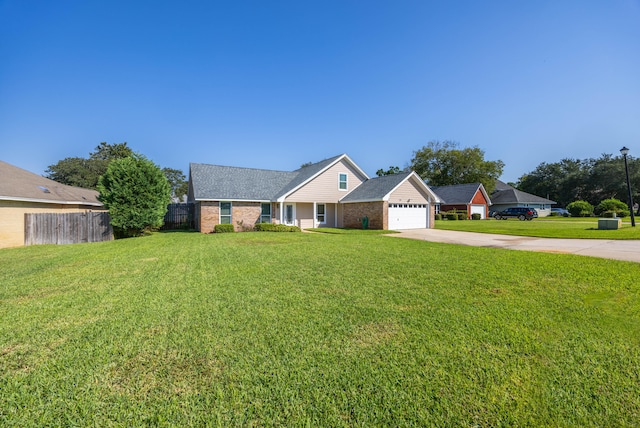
[313,202,317,228]
[279,202,283,224]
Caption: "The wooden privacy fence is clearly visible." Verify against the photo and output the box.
[161,203,195,230]
[25,212,114,246]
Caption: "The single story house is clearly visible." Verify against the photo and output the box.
[431,183,492,219]
[188,154,440,232]
[0,160,104,248]
[491,180,556,216]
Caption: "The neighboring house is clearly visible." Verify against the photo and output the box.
[0,160,104,248]
[431,183,492,219]
[188,154,440,232]
[490,180,556,216]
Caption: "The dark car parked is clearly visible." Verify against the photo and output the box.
[494,207,538,221]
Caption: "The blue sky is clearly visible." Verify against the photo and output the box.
[1,0,639,183]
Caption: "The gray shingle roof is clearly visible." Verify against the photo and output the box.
[340,172,413,202]
[0,160,102,206]
[189,163,296,201]
[190,154,348,201]
[491,188,556,204]
[431,183,484,205]
[491,181,556,204]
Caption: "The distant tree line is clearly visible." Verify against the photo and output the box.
[45,142,188,201]
[516,154,640,208]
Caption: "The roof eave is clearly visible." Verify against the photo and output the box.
[0,196,103,206]
[194,197,272,203]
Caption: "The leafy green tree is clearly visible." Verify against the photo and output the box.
[517,159,588,207]
[376,166,402,176]
[518,153,640,208]
[45,142,134,189]
[566,200,594,217]
[595,198,629,217]
[98,154,171,237]
[44,157,105,189]
[410,141,504,193]
[162,167,188,201]
[90,142,133,161]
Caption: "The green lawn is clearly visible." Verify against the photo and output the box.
[1,232,639,426]
[436,216,640,239]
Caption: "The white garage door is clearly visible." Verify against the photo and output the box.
[470,205,485,219]
[388,203,428,229]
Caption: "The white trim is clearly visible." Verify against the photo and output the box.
[195,198,271,203]
[474,184,492,206]
[283,203,296,226]
[0,196,103,206]
[219,201,232,224]
[316,203,326,225]
[339,198,385,204]
[338,172,348,191]
[260,202,272,223]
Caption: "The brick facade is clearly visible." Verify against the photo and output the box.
[199,200,433,232]
[233,202,262,231]
[199,201,219,233]
[342,201,387,229]
[198,201,266,232]
[429,204,436,228]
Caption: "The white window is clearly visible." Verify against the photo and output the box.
[261,203,271,223]
[220,202,232,224]
[338,173,348,191]
[316,204,326,224]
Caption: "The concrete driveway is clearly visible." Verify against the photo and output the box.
[389,229,640,263]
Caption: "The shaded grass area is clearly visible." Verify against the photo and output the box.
[436,216,640,239]
[1,232,639,426]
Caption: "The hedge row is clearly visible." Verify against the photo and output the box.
[254,223,301,232]
[214,223,302,233]
[435,211,482,220]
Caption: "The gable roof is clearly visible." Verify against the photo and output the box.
[431,183,492,205]
[0,160,102,206]
[491,181,556,205]
[275,154,368,201]
[340,171,440,203]
[190,154,369,202]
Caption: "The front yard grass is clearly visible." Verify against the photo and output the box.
[1,232,639,426]
[436,216,640,239]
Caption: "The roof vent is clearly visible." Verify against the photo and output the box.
[37,186,51,193]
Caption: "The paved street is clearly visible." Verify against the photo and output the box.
[390,229,640,263]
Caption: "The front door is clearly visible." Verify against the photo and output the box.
[284,203,296,226]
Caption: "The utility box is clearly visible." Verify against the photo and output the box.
[598,218,621,230]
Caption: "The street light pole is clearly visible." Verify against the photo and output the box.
[620,146,636,227]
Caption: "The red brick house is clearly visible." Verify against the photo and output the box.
[431,183,492,219]
[188,154,440,232]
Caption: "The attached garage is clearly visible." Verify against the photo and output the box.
[388,203,428,229]
[470,204,486,219]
